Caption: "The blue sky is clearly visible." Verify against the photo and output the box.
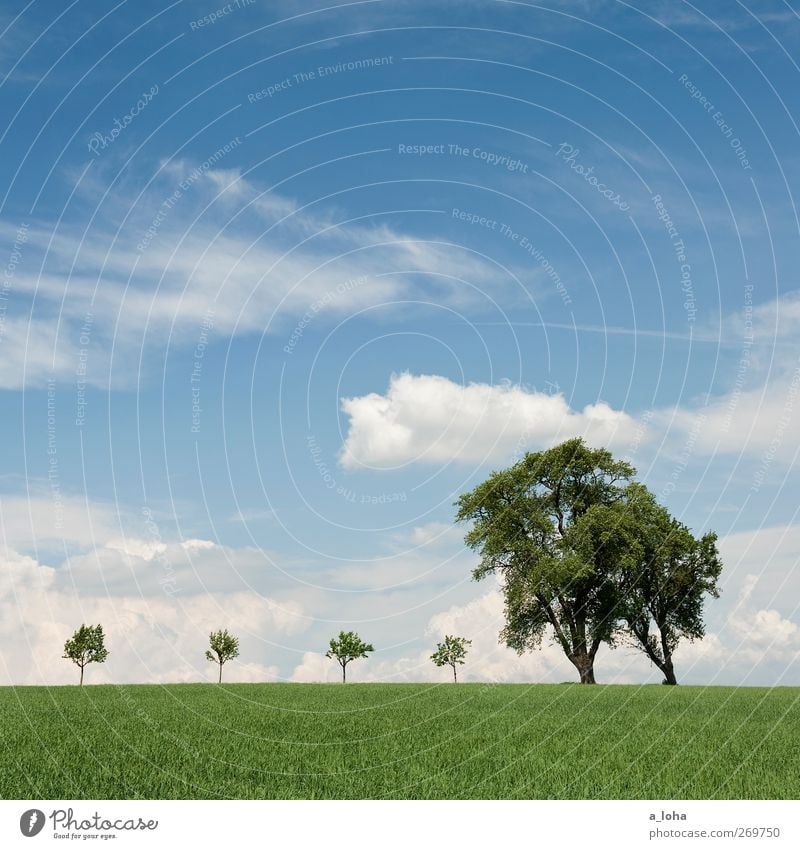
[1,0,800,687]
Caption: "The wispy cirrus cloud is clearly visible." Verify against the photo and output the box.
[0,160,518,389]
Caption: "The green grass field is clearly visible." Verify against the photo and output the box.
[1,683,798,799]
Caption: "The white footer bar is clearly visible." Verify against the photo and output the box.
[2,800,796,848]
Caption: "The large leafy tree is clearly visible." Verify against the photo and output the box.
[456,438,635,684]
[613,485,722,684]
[205,629,240,683]
[326,631,373,683]
[63,624,109,685]
[431,635,472,682]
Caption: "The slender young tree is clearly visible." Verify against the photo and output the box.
[326,631,373,683]
[63,624,109,685]
[431,635,472,682]
[205,629,240,683]
[457,438,634,683]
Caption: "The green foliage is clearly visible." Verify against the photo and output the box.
[1,683,796,799]
[326,631,374,682]
[456,439,723,685]
[62,624,109,685]
[431,635,472,681]
[611,485,723,684]
[456,438,635,683]
[205,629,240,683]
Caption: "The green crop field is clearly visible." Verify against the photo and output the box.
[1,683,798,800]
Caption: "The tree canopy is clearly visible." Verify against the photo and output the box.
[456,438,721,684]
[431,635,472,682]
[63,624,109,686]
[326,631,374,683]
[611,485,722,684]
[205,629,240,683]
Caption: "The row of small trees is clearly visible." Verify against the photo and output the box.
[63,626,473,685]
[62,438,724,688]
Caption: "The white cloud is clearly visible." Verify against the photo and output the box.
[105,538,166,561]
[660,376,800,460]
[60,537,306,608]
[290,651,342,683]
[0,318,87,388]
[0,543,306,686]
[731,605,800,649]
[406,521,457,547]
[0,494,121,552]
[652,290,800,462]
[0,163,515,389]
[339,372,641,469]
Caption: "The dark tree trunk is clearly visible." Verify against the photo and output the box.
[218,662,222,684]
[661,655,677,685]
[633,624,679,684]
[660,629,678,685]
[342,663,346,684]
[571,652,597,684]
[80,665,84,686]
[453,665,457,683]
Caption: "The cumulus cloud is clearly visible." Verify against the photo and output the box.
[657,375,800,461]
[0,495,309,686]
[0,542,307,686]
[651,290,800,462]
[718,569,800,672]
[0,494,121,552]
[338,372,641,469]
